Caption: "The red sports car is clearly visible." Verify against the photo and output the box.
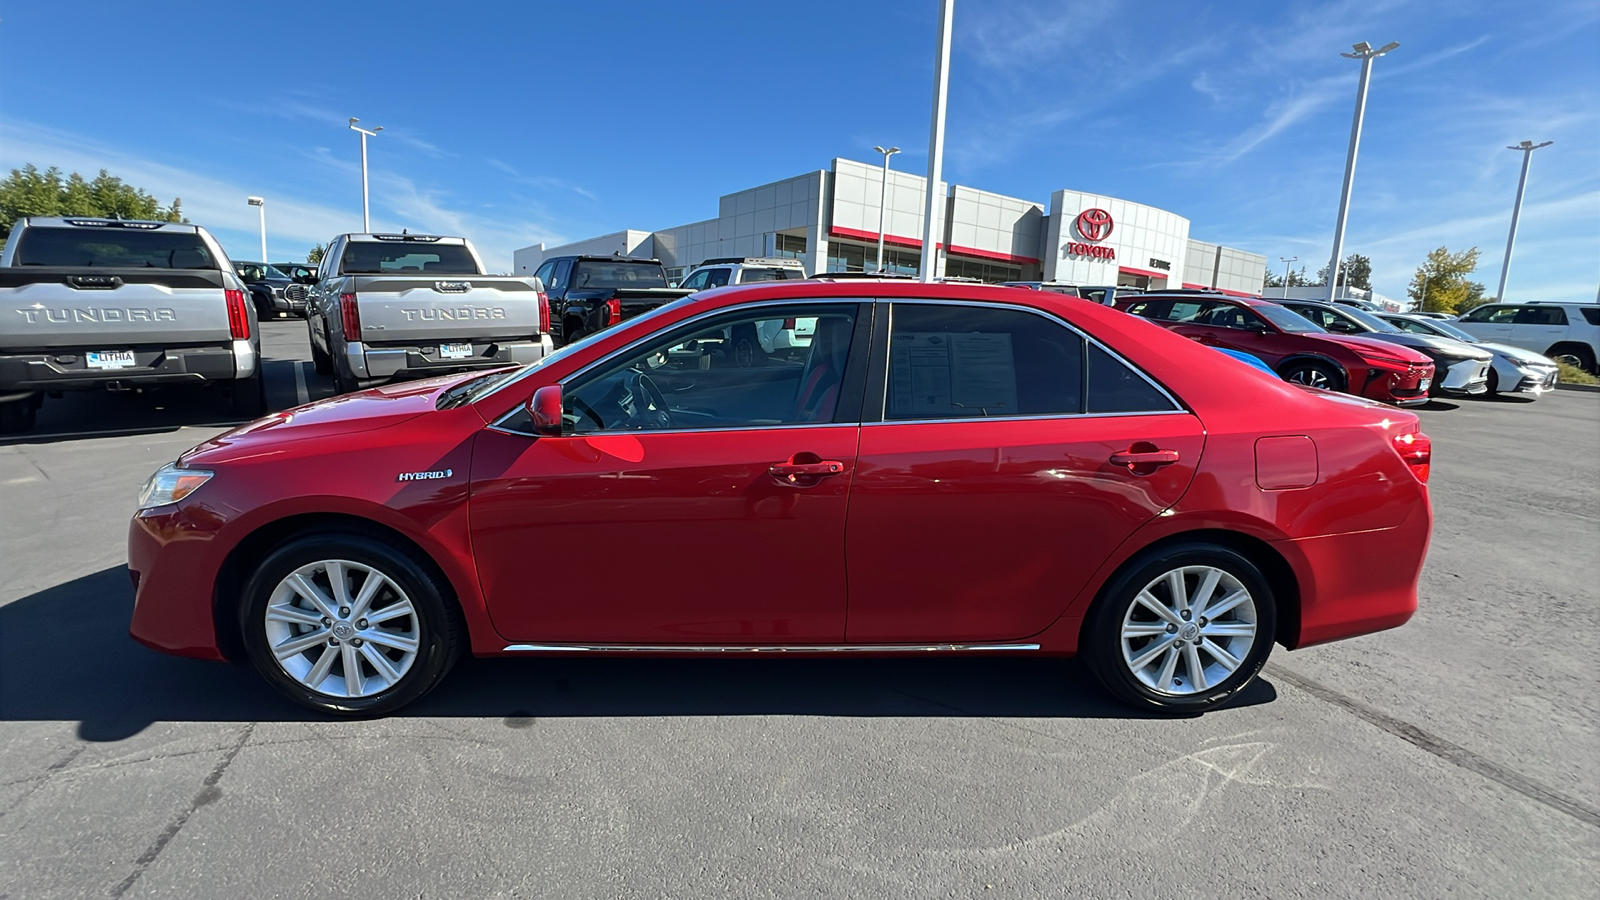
[1114,293,1435,406]
[129,282,1433,715]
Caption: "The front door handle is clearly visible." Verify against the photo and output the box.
[1109,446,1180,474]
[769,458,845,486]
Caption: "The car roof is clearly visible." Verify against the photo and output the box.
[20,216,200,233]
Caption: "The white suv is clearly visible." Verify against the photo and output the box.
[679,258,811,366]
[1453,302,1600,374]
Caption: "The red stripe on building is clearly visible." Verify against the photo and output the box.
[1119,265,1170,280]
[945,244,1041,265]
[828,225,924,249]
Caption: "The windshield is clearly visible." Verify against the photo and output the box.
[572,261,668,290]
[236,263,290,281]
[15,227,217,268]
[341,241,479,275]
[1338,306,1404,333]
[1395,316,1479,342]
[1256,303,1326,333]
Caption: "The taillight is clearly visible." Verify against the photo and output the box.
[1393,431,1431,483]
[781,317,796,330]
[537,291,551,335]
[605,297,622,326]
[224,289,250,340]
[340,292,361,340]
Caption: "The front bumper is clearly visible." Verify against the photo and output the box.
[128,505,229,661]
[1361,363,1434,407]
[1512,366,1560,394]
[1435,358,1491,395]
[0,344,249,392]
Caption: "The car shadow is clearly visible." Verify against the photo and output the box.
[1419,399,1461,411]
[0,567,1277,741]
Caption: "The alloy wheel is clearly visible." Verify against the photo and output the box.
[263,559,421,698]
[1119,564,1258,696]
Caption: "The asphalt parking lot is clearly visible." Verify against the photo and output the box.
[2,320,1597,898]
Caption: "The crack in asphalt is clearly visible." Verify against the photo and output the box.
[1266,663,1600,830]
[108,723,255,898]
[0,745,84,818]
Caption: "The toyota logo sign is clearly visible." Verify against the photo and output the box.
[1075,208,1114,242]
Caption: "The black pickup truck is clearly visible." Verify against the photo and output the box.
[532,255,691,345]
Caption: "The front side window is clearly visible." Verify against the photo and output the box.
[1462,305,1515,323]
[1255,303,1324,333]
[679,270,711,291]
[564,304,859,433]
[533,261,555,290]
[886,304,1084,419]
[705,268,732,288]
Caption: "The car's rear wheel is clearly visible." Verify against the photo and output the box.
[1083,543,1276,713]
[1279,360,1343,392]
[240,534,462,716]
[1548,344,1596,375]
[310,324,333,376]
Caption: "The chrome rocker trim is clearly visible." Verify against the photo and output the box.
[502,642,1042,654]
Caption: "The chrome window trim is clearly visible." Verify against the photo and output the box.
[503,642,1041,654]
[861,409,1192,428]
[875,298,1186,421]
[487,297,871,436]
[487,420,859,439]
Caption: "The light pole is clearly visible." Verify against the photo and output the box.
[247,196,266,262]
[1495,140,1553,301]
[348,117,383,231]
[1325,40,1398,302]
[1279,256,1298,297]
[918,0,955,283]
[873,146,901,273]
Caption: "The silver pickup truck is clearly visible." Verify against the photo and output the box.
[0,217,263,433]
[299,233,551,393]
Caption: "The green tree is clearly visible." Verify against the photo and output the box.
[0,164,184,240]
[1408,246,1482,313]
[307,243,326,265]
[1314,254,1372,290]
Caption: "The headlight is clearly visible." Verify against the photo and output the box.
[137,463,214,510]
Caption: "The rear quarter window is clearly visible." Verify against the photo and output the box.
[1582,308,1600,326]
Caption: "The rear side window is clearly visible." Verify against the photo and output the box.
[886,304,1084,419]
[1514,306,1567,326]
[1087,345,1179,413]
[14,227,216,268]
[342,242,478,275]
[705,268,732,288]
[738,267,803,283]
[1582,308,1600,326]
[572,261,668,289]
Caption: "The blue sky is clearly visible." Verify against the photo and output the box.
[2,0,1596,301]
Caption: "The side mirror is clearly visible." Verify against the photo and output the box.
[528,384,564,436]
[284,283,309,302]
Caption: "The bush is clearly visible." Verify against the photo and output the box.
[1557,361,1598,385]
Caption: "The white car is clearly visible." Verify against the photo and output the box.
[1379,313,1560,397]
[1452,302,1600,375]
[679,258,812,366]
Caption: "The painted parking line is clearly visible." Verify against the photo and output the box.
[293,360,309,407]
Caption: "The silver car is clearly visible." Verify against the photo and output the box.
[1379,313,1559,397]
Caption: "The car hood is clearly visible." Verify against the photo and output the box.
[180,372,485,465]
[1312,332,1434,363]
[1358,331,1494,361]
[1477,341,1556,365]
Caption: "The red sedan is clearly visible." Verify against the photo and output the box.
[1114,293,1435,406]
[129,282,1433,715]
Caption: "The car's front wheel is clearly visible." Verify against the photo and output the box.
[240,534,463,716]
[1279,360,1343,392]
[1083,543,1276,713]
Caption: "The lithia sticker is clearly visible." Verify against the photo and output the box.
[397,469,453,482]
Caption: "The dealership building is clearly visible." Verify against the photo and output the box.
[515,157,1268,295]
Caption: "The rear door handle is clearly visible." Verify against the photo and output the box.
[1109,447,1181,470]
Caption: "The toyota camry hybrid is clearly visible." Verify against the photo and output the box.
[128,281,1433,716]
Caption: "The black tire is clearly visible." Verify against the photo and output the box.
[1485,368,1500,395]
[333,365,360,395]
[730,324,765,368]
[311,326,333,377]
[1082,542,1277,714]
[564,326,586,346]
[1548,344,1596,375]
[0,396,38,434]
[229,371,267,419]
[239,533,463,716]
[1278,359,1343,393]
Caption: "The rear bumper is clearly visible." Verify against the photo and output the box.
[1281,496,1433,649]
[346,336,552,385]
[0,343,250,392]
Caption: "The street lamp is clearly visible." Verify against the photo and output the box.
[349,117,383,232]
[873,146,901,273]
[1495,140,1553,301]
[1324,40,1399,302]
[1279,255,1298,297]
[246,196,266,263]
